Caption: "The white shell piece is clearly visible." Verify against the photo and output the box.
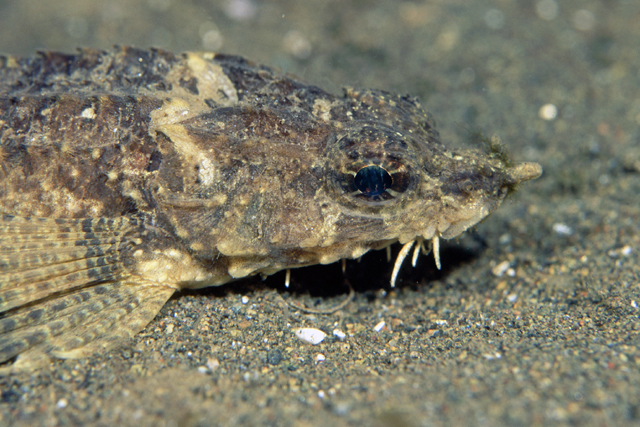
[333,329,347,340]
[295,328,326,345]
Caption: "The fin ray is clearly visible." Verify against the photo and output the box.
[1,282,132,334]
[0,214,176,370]
[0,281,174,363]
[51,285,174,358]
[0,215,137,311]
[0,243,121,272]
[0,252,123,311]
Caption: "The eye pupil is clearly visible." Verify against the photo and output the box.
[354,165,392,197]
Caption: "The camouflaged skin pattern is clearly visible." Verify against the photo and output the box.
[0,47,541,369]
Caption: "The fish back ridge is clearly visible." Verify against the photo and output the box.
[0,46,181,96]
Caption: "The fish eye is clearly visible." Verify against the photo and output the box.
[354,165,392,197]
[333,160,413,205]
[328,125,419,210]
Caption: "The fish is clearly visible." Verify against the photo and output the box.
[0,47,542,372]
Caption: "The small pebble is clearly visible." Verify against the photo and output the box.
[333,402,351,416]
[224,0,257,21]
[295,328,326,345]
[241,295,249,304]
[484,9,505,30]
[553,223,573,236]
[333,329,346,340]
[282,30,312,59]
[267,349,283,365]
[573,9,596,31]
[539,103,558,120]
[206,357,220,371]
[483,352,502,360]
[536,0,558,21]
[315,354,326,364]
[498,233,512,245]
[492,260,511,277]
[373,321,386,332]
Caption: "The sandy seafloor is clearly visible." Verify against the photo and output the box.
[1,0,639,426]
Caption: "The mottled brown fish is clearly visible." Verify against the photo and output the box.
[0,47,541,372]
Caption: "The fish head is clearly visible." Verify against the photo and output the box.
[149,89,541,283]
[319,121,542,254]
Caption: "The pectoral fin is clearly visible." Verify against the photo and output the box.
[0,215,175,372]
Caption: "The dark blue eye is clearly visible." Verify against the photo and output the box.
[354,165,392,197]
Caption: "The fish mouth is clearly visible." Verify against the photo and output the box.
[423,162,542,242]
[439,205,493,239]
[387,162,544,288]
[389,202,492,287]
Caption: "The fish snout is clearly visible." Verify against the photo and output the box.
[505,162,543,185]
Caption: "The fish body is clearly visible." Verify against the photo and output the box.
[0,47,541,371]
